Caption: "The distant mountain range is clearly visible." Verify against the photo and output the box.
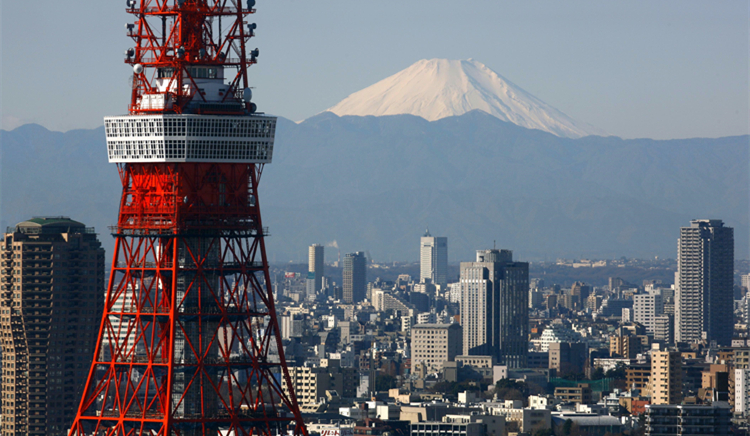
[326,59,604,138]
[2,112,747,263]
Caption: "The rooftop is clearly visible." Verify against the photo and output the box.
[412,323,459,329]
[9,216,93,235]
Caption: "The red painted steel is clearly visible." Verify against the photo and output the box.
[69,1,307,435]
[70,163,307,436]
[123,0,258,114]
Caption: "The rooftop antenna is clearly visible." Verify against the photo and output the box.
[493,240,496,249]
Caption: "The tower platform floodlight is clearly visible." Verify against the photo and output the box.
[69,1,308,435]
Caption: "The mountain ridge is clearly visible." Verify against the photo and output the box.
[325,59,605,138]
[1,114,747,262]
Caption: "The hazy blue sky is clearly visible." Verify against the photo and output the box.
[2,1,748,139]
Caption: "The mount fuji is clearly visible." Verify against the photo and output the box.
[325,58,605,138]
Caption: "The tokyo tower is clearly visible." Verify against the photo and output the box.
[69,1,307,435]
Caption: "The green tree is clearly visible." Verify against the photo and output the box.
[605,362,627,380]
[375,374,396,391]
[562,419,573,435]
[494,378,531,405]
[592,367,605,380]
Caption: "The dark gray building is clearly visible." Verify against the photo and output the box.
[675,219,734,346]
[460,249,529,368]
[645,404,731,436]
[342,251,366,303]
[0,217,105,436]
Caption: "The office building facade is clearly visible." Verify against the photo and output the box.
[460,249,528,368]
[675,220,733,346]
[420,230,448,286]
[307,244,324,299]
[342,252,366,303]
[411,323,463,373]
[0,217,104,435]
[634,293,664,335]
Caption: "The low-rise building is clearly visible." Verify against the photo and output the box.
[626,363,651,396]
[484,403,552,433]
[551,412,623,435]
[644,404,731,435]
[410,414,505,436]
[609,334,646,358]
[554,383,593,404]
[527,351,549,368]
[281,363,358,405]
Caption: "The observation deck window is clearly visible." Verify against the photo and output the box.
[157,68,175,79]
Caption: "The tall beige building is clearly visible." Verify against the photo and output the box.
[0,217,105,435]
[411,323,462,372]
[650,350,683,405]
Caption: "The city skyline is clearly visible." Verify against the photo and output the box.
[2,0,749,434]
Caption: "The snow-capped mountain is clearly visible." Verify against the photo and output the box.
[325,58,604,138]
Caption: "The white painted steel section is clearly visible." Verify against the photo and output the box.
[104,114,276,163]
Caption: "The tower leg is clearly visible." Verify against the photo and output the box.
[70,164,307,436]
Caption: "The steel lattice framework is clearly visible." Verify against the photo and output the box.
[69,1,307,435]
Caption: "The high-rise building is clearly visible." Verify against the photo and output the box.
[0,217,105,436]
[650,350,683,405]
[307,244,324,299]
[653,314,674,345]
[342,252,366,303]
[420,230,448,286]
[460,249,528,368]
[675,220,734,346]
[634,293,664,335]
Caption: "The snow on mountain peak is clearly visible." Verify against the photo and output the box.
[324,59,604,138]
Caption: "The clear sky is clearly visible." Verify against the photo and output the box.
[1,1,748,139]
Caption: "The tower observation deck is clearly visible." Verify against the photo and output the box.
[69,1,307,435]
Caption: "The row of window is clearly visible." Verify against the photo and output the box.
[107,139,273,162]
[105,117,275,139]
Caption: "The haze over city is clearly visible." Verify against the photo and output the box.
[1,1,749,435]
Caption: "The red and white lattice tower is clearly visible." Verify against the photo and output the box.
[69,1,307,435]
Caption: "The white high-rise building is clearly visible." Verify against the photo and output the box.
[735,369,750,416]
[675,219,734,346]
[633,293,664,335]
[420,229,448,286]
[307,244,324,299]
